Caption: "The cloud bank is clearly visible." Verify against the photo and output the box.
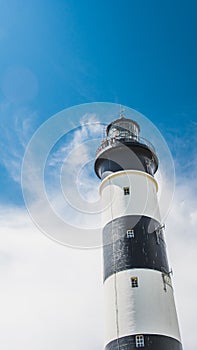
[0,168,196,349]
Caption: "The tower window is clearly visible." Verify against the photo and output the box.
[123,186,130,195]
[135,335,144,347]
[131,277,138,288]
[127,229,134,238]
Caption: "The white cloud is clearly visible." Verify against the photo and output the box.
[0,101,38,182]
[0,206,104,350]
[48,113,103,168]
[165,177,197,350]
[31,115,104,234]
[1,165,197,349]
[1,107,196,349]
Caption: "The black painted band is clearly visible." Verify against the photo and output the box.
[94,141,158,179]
[105,334,183,350]
[103,215,169,281]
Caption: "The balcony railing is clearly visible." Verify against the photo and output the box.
[96,136,156,157]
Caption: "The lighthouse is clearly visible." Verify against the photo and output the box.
[94,115,183,349]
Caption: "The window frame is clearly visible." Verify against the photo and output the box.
[135,334,145,347]
[131,276,138,288]
[123,186,130,195]
[127,229,135,238]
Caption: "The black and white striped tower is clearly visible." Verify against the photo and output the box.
[94,115,183,350]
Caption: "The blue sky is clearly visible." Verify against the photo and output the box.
[0,0,197,205]
[0,1,197,349]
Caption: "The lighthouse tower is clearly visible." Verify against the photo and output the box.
[94,115,183,350]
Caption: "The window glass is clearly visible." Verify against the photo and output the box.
[123,187,130,195]
[131,277,138,288]
[127,229,134,238]
[135,335,144,347]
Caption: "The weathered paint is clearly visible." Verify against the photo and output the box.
[103,215,169,281]
[103,269,181,346]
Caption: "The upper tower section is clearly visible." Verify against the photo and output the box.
[94,114,158,179]
[106,116,140,141]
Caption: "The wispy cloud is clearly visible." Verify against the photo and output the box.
[48,113,104,167]
[164,118,197,177]
[43,113,104,229]
[20,112,105,247]
[0,101,38,183]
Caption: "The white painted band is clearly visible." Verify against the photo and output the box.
[100,171,161,227]
[103,268,181,346]
[99,170,158,194]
